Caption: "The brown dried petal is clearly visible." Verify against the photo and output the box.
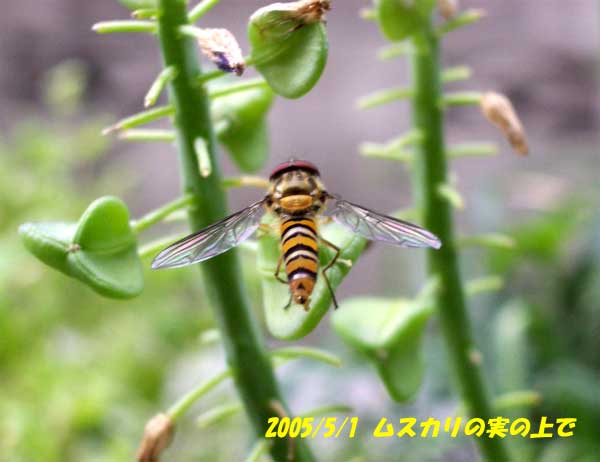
[136,413,175,462]
[251,0,330,26]
[294,0,331,24]
[480,92,529,155]
[197,28,245,76]
[438,0,459,19]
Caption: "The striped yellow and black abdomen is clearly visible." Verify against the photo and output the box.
[280,216,319,307]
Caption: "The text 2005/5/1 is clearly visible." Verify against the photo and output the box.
[266,416,577,439]
[265,417,359,439]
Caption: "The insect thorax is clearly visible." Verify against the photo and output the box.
[266,169,327,216]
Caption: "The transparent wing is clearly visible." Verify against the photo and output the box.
[152,200,266,269]
[327,198,442,249]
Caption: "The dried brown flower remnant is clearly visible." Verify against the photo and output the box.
[438,0,459,19]
[294,0,331,24]
[480,92,529,155]
[197,28,245,76]
[251,0,331,28]
[136,413,175,462]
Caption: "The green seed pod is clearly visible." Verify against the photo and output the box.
[20,196,143,299]
[375,0,436,41]
[332,279,438,401]
[332,296,432,402]
[248,0,330,98]
[211,80,275,172]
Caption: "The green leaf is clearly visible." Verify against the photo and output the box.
[375,0,434,41]
[19,196,143,299]
[212,81,274,172]
[331,281,437,402]
[258,219,367,340]
[117,0,156,10]
[248,6,328,98]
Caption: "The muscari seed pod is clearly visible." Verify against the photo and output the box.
[136,413,174,462]
[250,0,331,26]
[248,0,330,98]
[438,0,459,19]
[480,92,529,156]
[196,28,245,76]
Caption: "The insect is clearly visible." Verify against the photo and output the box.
[152,160,442,311]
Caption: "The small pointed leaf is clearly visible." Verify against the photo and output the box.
[248,5,328,98]
[20,196,143,299]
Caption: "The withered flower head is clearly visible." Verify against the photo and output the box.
[294,0,331,24]
[438,0,459,19]
[196,28,245,76]
[480,91,529,156]
[136,413,175,462]
[251,0,331,28]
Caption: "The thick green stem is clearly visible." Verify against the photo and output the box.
[155,1,315,461]
[410,25,511,462]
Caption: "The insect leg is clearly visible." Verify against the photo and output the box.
[274,253,288,284]
[319,237,341,309]
[283,294,293,310]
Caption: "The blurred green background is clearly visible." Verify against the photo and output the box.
[1,1,599,461]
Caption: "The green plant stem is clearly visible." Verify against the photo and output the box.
[188,0,221,23]
[208,78,267,99]
[271,346,342,368]
[436,9,486,36]
[145,66,177,107]
[119,128,176,142]
[138,233,185,260]
[168,370,232,420]
[357,86,413,110]
[155,2,314,461]
[103,105,175,134]
[441,91,482,107]
[132,194,194,233]
[410,25,511,462]
[92,20,157,34]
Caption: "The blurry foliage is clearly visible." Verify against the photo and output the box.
[0,61,213,461]
[484,200,600,461]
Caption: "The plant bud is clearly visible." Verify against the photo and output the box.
[136,413,174,462]
[438,0,459,19]
[480,92,529,155]
[196,28,245,76]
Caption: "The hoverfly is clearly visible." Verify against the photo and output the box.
[152,159,441,311]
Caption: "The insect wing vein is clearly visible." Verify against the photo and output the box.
[151,200,265,269]
[328,199,441,249]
